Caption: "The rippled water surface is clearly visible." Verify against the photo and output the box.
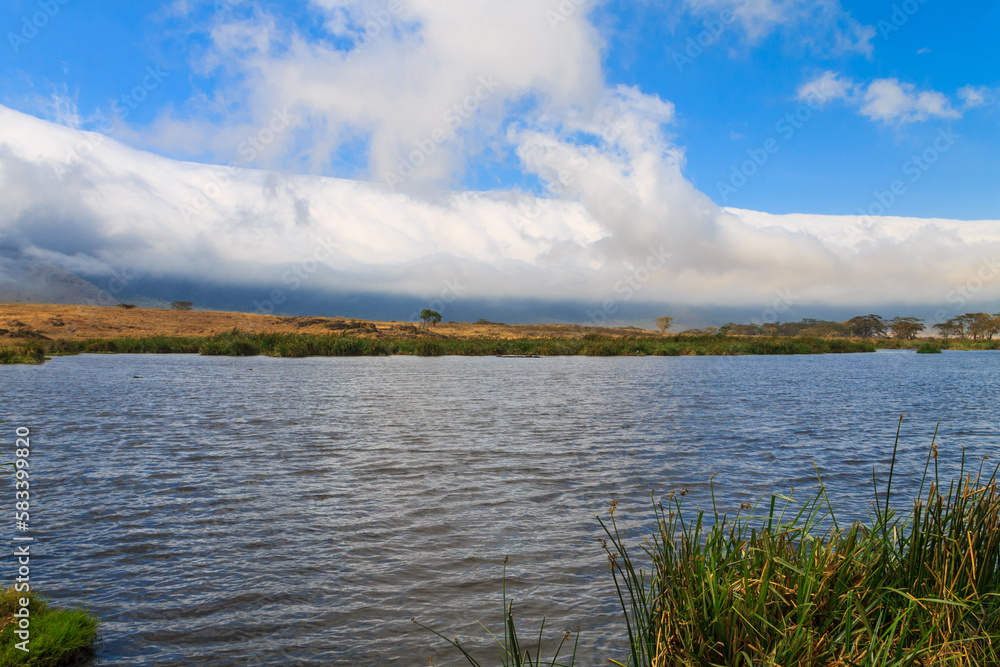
[3,351,999,665]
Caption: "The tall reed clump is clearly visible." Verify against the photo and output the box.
[425,419,1000,666]
[602,418,1000,666]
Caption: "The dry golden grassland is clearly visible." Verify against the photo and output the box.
[0,303,657,346]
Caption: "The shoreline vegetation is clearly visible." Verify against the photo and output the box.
[424,421,1000,666]
[0,588,99,666]
[3,331,882,365]
[1,303,998,365]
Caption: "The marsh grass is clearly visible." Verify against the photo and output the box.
[0,588,99,666]
[427,419,1000,666]
[4,333,876,364]
[602,418,1000,666]
[0,345,46,365]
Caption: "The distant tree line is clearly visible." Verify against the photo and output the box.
[933,313,1000,340]
[672,312,1000,340]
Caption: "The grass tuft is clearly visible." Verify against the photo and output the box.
[0,588,99,666]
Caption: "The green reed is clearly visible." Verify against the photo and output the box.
[603,417,1000,666]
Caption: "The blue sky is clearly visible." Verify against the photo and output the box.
[4,0,997,218]
[1,0,999,324]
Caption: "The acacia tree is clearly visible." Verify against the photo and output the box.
[934,319,964,339]
[935,313,1000,340]
[419,309,442,328]
[846,314,887,338]
[655,317,673,333]
[886,317,924,340]
[965,313,1000,340]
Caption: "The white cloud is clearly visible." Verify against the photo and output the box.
[796,70,857,107]
[3,3,998,317]
[128,0,606,192]
[3,103,1000,313]
[798,72,962,124]
[958,85,997,110]
[38,91,84,130]
[132,1,883,187]
[682,0,875,55]
[860,79,960,123]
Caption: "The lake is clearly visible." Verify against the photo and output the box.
[3,351,998,665]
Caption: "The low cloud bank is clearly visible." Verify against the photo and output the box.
[1,103,999,325]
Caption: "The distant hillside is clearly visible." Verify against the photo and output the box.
[0,258,110,305]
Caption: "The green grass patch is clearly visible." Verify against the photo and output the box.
[0,588,99,666]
